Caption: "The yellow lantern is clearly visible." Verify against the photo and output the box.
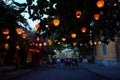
[36,37,40,41]
[22,33,27,39]
[96,0,104,8]
[62,38,66,41]
[5,43,9,50]
[94,14,100,20]
[53,19,60,26]
[39,43,42,47]
[94,42,97,45]
[2,28,10,34]
[71,33,77,38]
[80,43,83,46]
[76,10,82,18]
[43,42,47,46]
[58,42,60,44]
[16,28,22,34]
[35,24,40,31]
[81,27,87,33]
[6,36,10,40]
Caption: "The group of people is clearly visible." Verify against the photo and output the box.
[47,57,80,70]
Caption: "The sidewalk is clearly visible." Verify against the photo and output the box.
[80,63,120,80]
[0,65,34,80]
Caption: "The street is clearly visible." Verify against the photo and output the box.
[14,67,106,80]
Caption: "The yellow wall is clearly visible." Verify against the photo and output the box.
[95,41,117,61]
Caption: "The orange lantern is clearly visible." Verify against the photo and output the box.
[94,14,100,20]
[35,24,40,31]
[96,0,104,8]
[81,27,87,33]
[53,19,60,26]
[71,33,77,38]
[22,33,27,39]
[48,39,52,45]
[73,42,77,46]
[76,10,82,18]
[16,28,22,34]
[2,28,10,34]
[98,41,102,45]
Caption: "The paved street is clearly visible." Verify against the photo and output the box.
[1,63,120,80]
[13,66,106,80]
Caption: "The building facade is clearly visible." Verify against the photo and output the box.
[95,37,120,67]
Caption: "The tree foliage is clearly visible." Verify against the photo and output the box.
[13,0,120,45]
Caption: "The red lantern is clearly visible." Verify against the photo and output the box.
[2,28,10,34]
[76,10,82,18]
[53,19,60,26]
[96,0,104,8]
[94,14,100,20]
[16,28,22,34]
[35,24,40,31]
[81,27,86,33]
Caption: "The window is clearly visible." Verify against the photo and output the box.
[102,43,107,55]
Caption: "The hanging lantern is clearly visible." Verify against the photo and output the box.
[58,42,60,44]
[98,41,102,45]
[81,27,87,33]
[90,42,93,45]
[22,33,27,39]
[80,43,83,46]
[43,42,47,46]
[73,42,77,46]
[36,37,40,41]
[53,19,60,26]
[96,0,104,8]
[5,43,9,50]
[71,33,77,38]
[35,24,40,31]
[94,41,97,45]
[76,10,82,18]
[39,43,42,47]
[16,28,22,34]
[6,36,10,40]
[48,39,52,45]
[62,38,66,41]
[54,40,58,43]
[94,14,100,20]
[2,28,10,34]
